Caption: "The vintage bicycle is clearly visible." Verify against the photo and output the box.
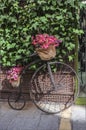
[7,53,79,114]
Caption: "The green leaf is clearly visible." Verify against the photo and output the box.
[40,16,48,23]
[68,56,73,61]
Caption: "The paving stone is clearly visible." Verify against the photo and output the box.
[71,105,86,130]
[72,121,86,130]
[7,107,42,130]
[72,105,86,121]
[37,114,60,130]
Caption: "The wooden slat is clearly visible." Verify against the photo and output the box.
[59,107,72,130]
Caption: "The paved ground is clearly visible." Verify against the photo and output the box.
[0,101,86,130]
[71,105,86,130]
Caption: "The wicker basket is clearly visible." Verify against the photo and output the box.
[36,45,56,60]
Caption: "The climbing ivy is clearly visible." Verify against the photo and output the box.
[0,0,84,66]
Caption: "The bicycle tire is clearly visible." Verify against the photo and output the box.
[30,61,79,114]
[8,92,26,110]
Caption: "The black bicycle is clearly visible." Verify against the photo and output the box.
[8,53,79,114]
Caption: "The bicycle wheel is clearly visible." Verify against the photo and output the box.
[30,61,79,114]
[8,92,26,110]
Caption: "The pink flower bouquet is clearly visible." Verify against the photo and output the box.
[32,34,62,49]
[32,34,62,60]
[7,66,23,83]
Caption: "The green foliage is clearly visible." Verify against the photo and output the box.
[0,0,83,66]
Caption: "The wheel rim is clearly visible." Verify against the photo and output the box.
[30,62,79,114]
[8,93,26,110]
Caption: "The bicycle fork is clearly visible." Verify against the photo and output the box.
[15,76,23,102]
[47,62,63,93]
[47,62,56,92]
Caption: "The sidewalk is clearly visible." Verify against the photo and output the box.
[71,105,86,130]
[0,101,86,130]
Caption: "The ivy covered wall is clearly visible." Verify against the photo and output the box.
[0,0,83,66]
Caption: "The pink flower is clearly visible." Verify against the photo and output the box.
[42,44,49,49]
[32,34,62,49]
[7,66,23,81]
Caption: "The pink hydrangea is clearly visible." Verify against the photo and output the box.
[7,67,23,82]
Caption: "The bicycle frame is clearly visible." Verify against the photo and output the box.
[8,56,79,113]
[18,57,57,94]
